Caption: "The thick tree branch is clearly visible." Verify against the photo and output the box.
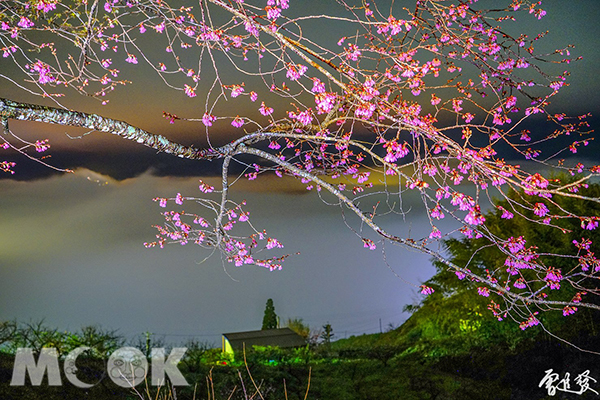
[0,97,221,160]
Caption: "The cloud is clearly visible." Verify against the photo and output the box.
[0,169,437,338]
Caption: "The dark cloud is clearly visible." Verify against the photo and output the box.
[1,113,597,182]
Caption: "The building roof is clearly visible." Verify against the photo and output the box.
[222,328,306,350]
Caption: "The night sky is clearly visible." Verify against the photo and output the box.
[1,1,599,345]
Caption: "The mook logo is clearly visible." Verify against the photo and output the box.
[10,347,188,388]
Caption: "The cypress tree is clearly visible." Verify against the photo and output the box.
[261,299,278,330]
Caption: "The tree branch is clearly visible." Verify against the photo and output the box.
[0,97,220,160]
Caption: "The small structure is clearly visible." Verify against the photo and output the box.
[222,328,305,355]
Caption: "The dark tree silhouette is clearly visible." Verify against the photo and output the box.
[262,298,278,330]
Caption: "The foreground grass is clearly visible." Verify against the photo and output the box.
[2,332,599,400]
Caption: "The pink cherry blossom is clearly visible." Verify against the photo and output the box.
[581,218,599,230]
[498,207,515,219]
[30,61,54,84]
[184,85,196,97]
[231,116,244,128]
[464,206,485,225]
[266,6,281,20]
[198,180,214,193]
[202,113,217,127]
[563,306,577,316]
[230,84,244,97]
[34,139,50,152]
[314,92,337,113]
[175,193,184,205]
[355,103,376,119]
[18,17,34,29]
[286,64,307,81]
[311,78,325,93]
[519,314,540,330]
[545,267,562,290]
[430,206,444,220]
[0,161,16,174]
[345,44,361,61]
[429,227,442,239]
[259,102,273,116]
[362,238,376,250]
[266,237,283,249]
[290,109,312,126]
[125,54,138,64]
[36,0,57,12]
[244,20,259,36]
[420,285,434,295]
[533,202,549,217]
[513,278,526,289]
[154,22,165,33]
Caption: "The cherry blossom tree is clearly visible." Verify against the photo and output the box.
[1,0,598,332]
